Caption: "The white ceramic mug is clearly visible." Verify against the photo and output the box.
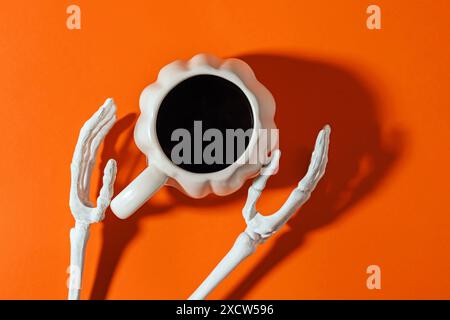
[110,54,277,219]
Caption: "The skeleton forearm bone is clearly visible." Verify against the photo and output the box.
[188,232,257,300]
[68,99,117,300]
[189,125,330,300]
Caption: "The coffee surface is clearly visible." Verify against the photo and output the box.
[156,74,254,173]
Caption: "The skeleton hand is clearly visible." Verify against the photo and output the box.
[244,124,330,240]
[189,125,331,300]
[68,98,117,300]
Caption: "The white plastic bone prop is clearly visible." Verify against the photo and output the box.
[68,98,117,300]
[189,125,331,300]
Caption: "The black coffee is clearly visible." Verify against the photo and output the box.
[156,74,254,173]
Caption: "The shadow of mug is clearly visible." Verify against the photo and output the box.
[89,113,174,300]
[90,53,404,299]
[223,53,404,299]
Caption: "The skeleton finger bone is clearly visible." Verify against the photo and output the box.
[242,150,281,223]
[79,102,116,200]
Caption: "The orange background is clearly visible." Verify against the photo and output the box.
[0,0,449,299]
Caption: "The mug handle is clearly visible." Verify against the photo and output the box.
[110,166,168,219]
